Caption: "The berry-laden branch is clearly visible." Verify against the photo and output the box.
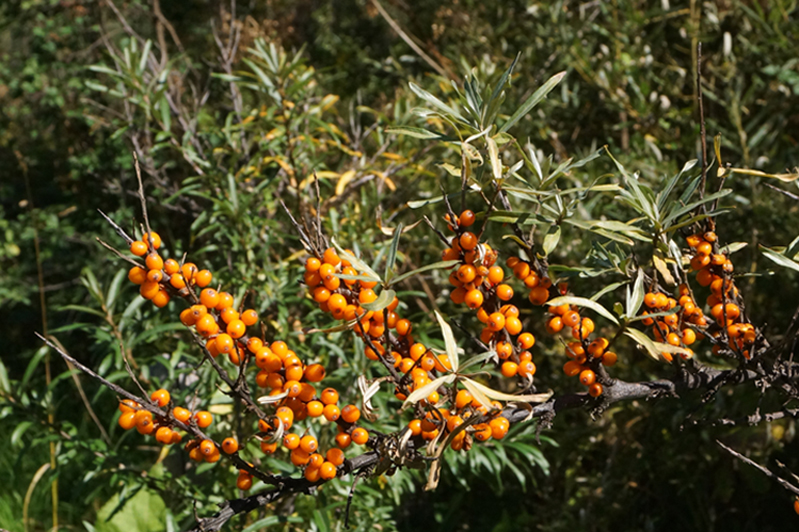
[39,148,799,530]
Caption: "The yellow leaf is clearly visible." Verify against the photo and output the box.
[336,170,357,196]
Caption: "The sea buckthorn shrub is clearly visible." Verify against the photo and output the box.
[8,6,799,530]
[33,50,799,532]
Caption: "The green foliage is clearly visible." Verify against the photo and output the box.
[2,1,799,532]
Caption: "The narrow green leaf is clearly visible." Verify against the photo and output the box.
[760,246,799,274]
[542,225,561,256]
[487,136,502,180]
[361,289,397,312]
[385,223,403,280]
[626,269,645,317]
[499,71,566,133]
[385,126,447,140]
[624,328,664,361]
[332,240,382,282]
[408,82,466,122]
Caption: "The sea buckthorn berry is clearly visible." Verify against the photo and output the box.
[686,234,702,247]
[324,448,345,467]
[455,389,473,410]
[323,247,341,266]
[589,383,603,397]
[172,407,191,423]
[579,369,596,386]
[464,289,484,309]
[246,337,264,354]
[562,311,581,328]
[644,292,657,308]
[306,400,324,417]
[213,292,232,310]
[152,290,170,308]
[195,314,217,335]
[304,363,326,382]
[170,273,188,289]
[496,284,514,301]
[237,474,253,490]
[459,232,477,250]
[306,257,322,272]
[321,388,339,405]
[457,264,476,284]
[130,240,148,256]
[487,266,504,285]
[696,241,712,256]
[351,427,369,445]
[162,258,179,275]
[155,427,172,445]
[155,426,173,444]
[518,360,536,377]
[341,404,361,424]
[227,319,246,338]
[502,316,520,335]
[150,388,170,407]
[601,351,618,366]
[240,309,258,327]
[529,286,549,305]
[323,404,341,422]
[140,281,160,300]
[653,293,668,309]
[170,431,183,444]
[128,266,147,285]
[488,312,506,332]
[119,399,140,413]
[300,435,319,453]
[450,287,467,304]
[118,411,137,430]
[513,261,531,280]
[696,267,713,286]
[145,253,164,271]
[459,209,475,227]
[319,461,337,480]
[489,417,510,440]
[496,341,513,359]
[194,270,212,287]
[141,231,161,249]
[215,333,234,354]
[335,432,352,449]
[282,433,300,450]
[195,411,213,428]
[469,423,490,442]
[218,437,238,454]
[563,360,582,377]
[197,440,216,457]
[501,361,518,378]
[395,319,412,336]
[546,316,563,334]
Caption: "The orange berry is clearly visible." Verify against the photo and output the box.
[241,309,258,326]
[155,426,173,444]
[341,404,361,424]
[172,407,191,423]
[323,404,341,422]
[283,433,300,450]
[237,474,253,490]
[473,423,492,442]
[459,232,477,250]
[321,388,339,405]
[488,417,510,439]
[145,253,164,271]
[128,266,147,285]
[335,432,351,449]
[323,247,341,266]
[513,261,531,280]
[504,316,522,335]
[546,316,563,334]
[588,383,603,397]
[601,352,618,366]
[457,264,477,284]
[528,286,549,305]
[562,310,580,328]
[496,284,514,301]
[215,333,234,354]
[194,269,213,288]
[459,210,475,227]
[152,290,170,308]
[326,448,345,466]
[139,281,160,300]
[563,360,582,377]
[130,240,148,256]
[464,289,484,309]
[222,437,238,454]
[320,461,337,480]
[517,360,536,377]
[306,401,324,417]
[227,319,246,338]
[300,435,319,453]
[150,388,170,407]
[579,369,596,386]
[194,411,213,428]
[395,319,412,336]
[118,411,137,430]
[488,312,506,332]
[501,361,518,378]
[306,257,322,272]
[351,427,369,445]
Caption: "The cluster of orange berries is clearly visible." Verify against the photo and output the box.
[407,388,511,450]
[127,232,213,308]
[126,229,362,488]
[117,389,216,455]
[687,231,755,357]
[442,212,539,381]
[255,393,360,482]
[639,286,703,361]
[303,246,456,405]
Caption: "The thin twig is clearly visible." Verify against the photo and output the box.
[717,440,799,497]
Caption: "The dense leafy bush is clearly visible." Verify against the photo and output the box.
[2,1,799,531]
